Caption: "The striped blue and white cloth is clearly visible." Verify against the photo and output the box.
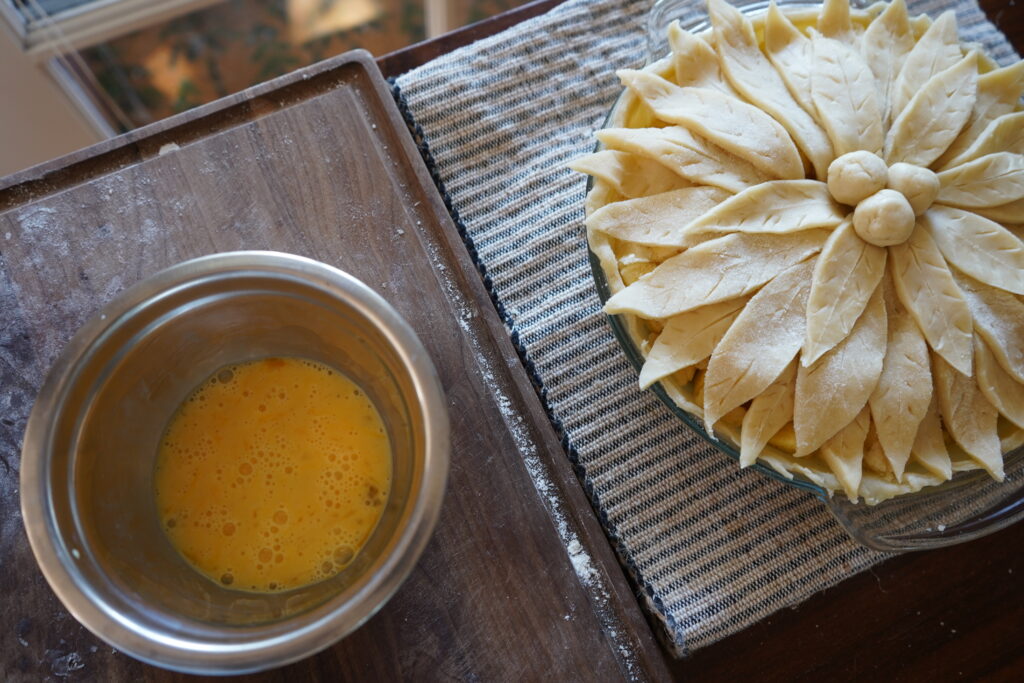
[394,0,1018,654]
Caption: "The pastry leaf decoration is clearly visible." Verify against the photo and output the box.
[704,260,814,429]
[810,33,884,157]
[885,53,978,167]
[803,219,887,366]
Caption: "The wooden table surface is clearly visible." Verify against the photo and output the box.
[1,2,1022,682]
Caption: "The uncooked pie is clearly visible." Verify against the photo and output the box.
[575,0,1024,503]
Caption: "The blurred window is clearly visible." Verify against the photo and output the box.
[4,0,519,132]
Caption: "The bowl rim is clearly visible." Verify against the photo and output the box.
[19,250,450,674]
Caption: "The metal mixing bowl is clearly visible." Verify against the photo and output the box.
[20,251,449,673]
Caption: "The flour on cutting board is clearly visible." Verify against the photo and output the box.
[47,650,85,677]
[6,203,148,380]
[415,224,638,679]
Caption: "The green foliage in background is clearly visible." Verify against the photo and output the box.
[81,0,511,128]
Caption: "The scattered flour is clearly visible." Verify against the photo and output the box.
[415,225,638,679]
[568,539,596,584]
[48,650,85,677]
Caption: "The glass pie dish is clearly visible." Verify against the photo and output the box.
[585,0,1024,552]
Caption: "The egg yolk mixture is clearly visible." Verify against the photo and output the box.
[155,357,391,592]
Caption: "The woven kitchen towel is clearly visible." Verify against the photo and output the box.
[394,0,1019,655]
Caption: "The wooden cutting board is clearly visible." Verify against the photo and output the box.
[0,51,669,680]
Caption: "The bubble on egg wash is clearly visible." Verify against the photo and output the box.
[155,357,392,593]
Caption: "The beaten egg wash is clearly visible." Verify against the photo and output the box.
[155,357,391,592]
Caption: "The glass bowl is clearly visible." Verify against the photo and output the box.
[20,252,449,673]
[586,0,1024,552]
